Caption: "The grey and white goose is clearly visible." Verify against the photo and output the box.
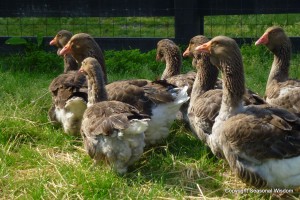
[79,57,150,174]
[48,30,88,135]
[156,38,195,123]
[195,35,300,188]
[255,26,300,115]
[186,35,222,142]
[60,33,190,145]
[186,35,265,143]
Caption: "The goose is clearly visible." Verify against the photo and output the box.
[156,38,195,123]
[49,30,79,73]
[255,26,300,114]
[186,35,265,143]
[59,33,190,145]
[156,38,195,93]
[59,33,108,84]
[186,35,222,142]
[48,71,88,135]
[79,57,150,174]
[48,30,88,135]
[195,35,300,188]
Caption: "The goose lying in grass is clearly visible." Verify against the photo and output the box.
[255,26,300,115]
[48,71,87,135]
[48,30,87,135]
[60,33,190,145]
[195,35,300,188]
[79,57,150,174]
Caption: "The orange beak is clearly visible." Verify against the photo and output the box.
[49,36,57,46]
[195,41,212,54]
[78,66,85,74]
[59,43,71,55]
[255,32,269,45]
[182,46,190,57]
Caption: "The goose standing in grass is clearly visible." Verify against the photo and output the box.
[59,33,190,145]
[79,57,150,174]
[186,35,222,142]
[156,38,195,123]
[186,35,265,143]
[255,26,300,114]
[195,35,300,188]
[48,30,88,135]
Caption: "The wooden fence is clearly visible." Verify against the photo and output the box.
[0,0,300,53]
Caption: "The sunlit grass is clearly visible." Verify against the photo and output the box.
[1,14,300,38]
[0,43,299,199]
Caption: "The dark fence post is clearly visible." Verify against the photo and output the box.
[174,0,202,45]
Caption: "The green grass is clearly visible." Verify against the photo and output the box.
[0,43,299,199]
[2,13,300,38]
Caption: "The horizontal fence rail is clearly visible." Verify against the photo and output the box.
[1,0,300,54]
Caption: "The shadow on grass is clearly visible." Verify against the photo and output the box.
[121,120,225,198]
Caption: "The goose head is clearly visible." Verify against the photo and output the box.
[59,33,107,83]
[255,26,291,55]
[156,39,181,62]
[49,30,73,55]
[195,36,242,72]
[59,33,100,63]
[195,36,245,105]
[156,39,182,79]
[183,35,210,67]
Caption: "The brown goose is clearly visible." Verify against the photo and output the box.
[59,33,108,84]
[156,38,195,123]
[195,36,300,188]
[156,39,195,93]
[79,57,150,174]
[187,35,265,143]
[48,71,88,135]
[59,33,190,145]
[186,35,222,142]
[48,31,88,135]
[49,30,79,73]
[255,26,300,114]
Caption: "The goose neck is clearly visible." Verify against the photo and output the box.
[190,56,218,104]
[218,59,245,120]
[267,45,290,87]
[161,51,182,79]
[86,67,107,106]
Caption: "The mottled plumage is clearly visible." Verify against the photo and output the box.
[48,70,88,135]
[187,35,265,143]
[255,26,300,114]
[80,57,150,174]
[196,35,300,188]
[59,33,190,145]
